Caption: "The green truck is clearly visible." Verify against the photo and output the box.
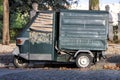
[12,10,109,68]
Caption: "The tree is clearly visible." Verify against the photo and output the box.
[2,0,10,45]
[89,0,99,10]
[9,0,69,13]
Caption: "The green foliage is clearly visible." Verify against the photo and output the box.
[0,21,2,38]
[0,5,3,16]
[10,12,29,29]
[10,12,29,39]
[0,1,3,22]
[9,0,69,13]
[113,25,118,43]
[0,0,3,20]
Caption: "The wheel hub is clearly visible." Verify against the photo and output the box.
[78,56,89,67]
[80,57,88,65]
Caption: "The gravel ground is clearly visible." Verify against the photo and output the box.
[0,68,27,77]
[0,68,120,80]
[0,44,16,54]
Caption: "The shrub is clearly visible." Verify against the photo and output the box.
[10,12,29,39]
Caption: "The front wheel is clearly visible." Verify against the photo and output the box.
[13,56,29,68]
[76,54,93,68]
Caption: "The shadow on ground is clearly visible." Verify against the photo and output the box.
[106,54,120,63]
[32,61,77,68]
[33,54,120,68]
[0,54,13,65]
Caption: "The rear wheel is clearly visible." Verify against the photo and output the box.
[13,56,29,68]
[76,54,92,68]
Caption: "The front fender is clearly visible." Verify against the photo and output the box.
[12,47,20,56]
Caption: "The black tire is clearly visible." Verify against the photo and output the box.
[13,56,29,68]
[76,54,93,68]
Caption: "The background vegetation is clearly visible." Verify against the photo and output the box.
[0,0,70,41]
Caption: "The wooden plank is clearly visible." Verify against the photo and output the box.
[31,24,53,28]
[38,13,53,16]
[31,21,52,26]
[30,27,52,32]
[36,16,53,20]
[37,17,53,20]
[35,19,53,22]
[38,15,52,17]
[34,20,53,24]
[38,15,53,18]
[30,12,53,32]
[38,15,53,19]
[38,14,53,17]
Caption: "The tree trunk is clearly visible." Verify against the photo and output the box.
[2,0,10,45]
[89,0,99,10]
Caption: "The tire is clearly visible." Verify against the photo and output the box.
[13,56,29,68]
[76,54,93,68]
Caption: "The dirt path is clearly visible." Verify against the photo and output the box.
[0,43,16,54]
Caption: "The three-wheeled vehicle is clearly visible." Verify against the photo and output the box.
[12,10,109,68]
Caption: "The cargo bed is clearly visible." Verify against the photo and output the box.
[58,10,109,51]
